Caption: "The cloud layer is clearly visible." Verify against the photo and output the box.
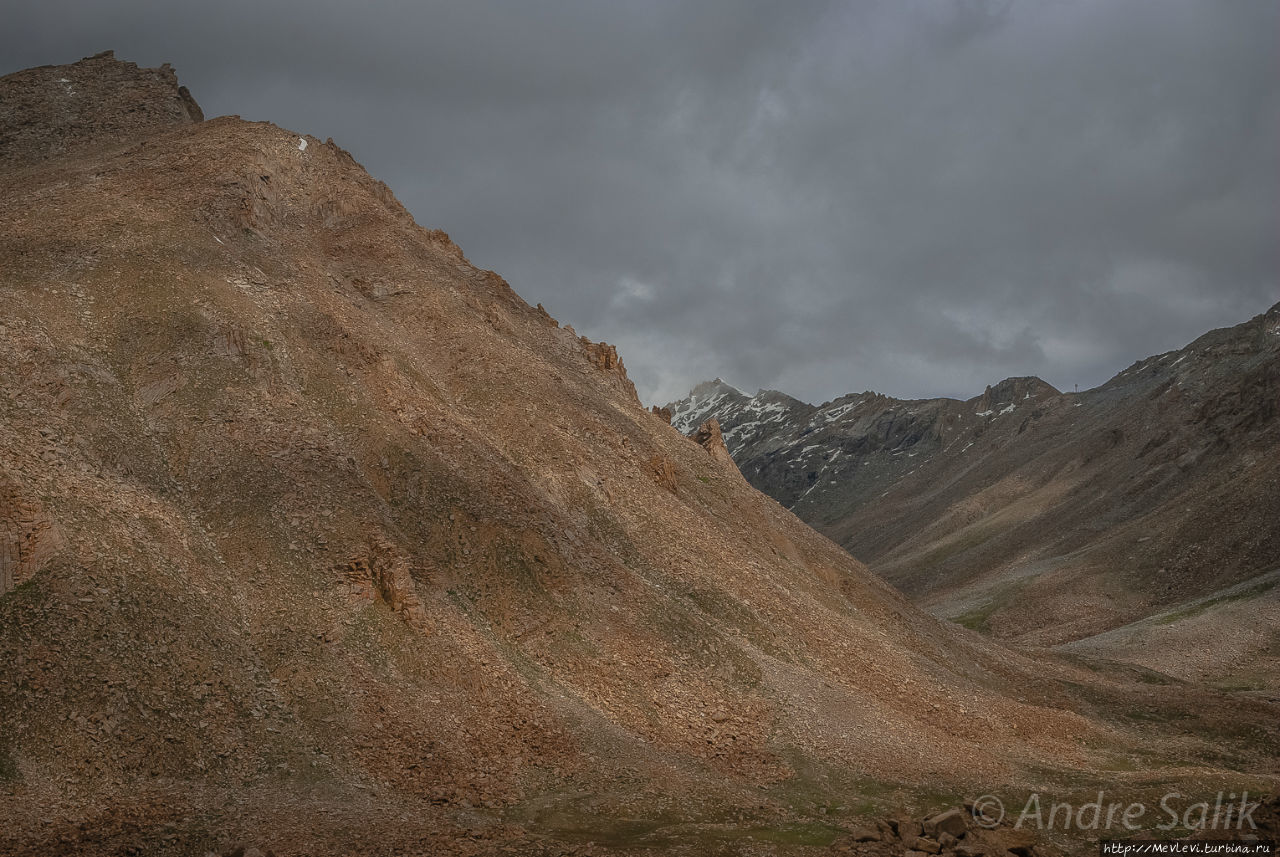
[5,0,1276,403]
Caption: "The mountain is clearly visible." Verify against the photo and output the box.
[2,53,1277,855]
[667,306,1280,658]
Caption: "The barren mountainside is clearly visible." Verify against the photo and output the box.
[1,54,1277,855]
[668,304,1280,656]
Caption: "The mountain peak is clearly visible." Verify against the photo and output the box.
[666,378,748,434]
[970,376,1060,409]
[1,51,204,172]
[686,377,743,399]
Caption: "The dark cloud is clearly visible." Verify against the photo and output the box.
[5,0,1276,404]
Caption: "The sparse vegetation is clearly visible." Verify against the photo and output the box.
[0,746,18,781]
[1153,576,1277,625]
[949,578,1029,632]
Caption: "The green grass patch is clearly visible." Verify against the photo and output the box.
[1210,676,1266,693]
[1129,666,1179,685]
[947,575,1035,633]
[0,745,19,782]
[1058,653,1181,686]
[1153,577,1278,625]
[765,751,965,824]
[915,524,1000,570]
[731,822,843,846]
[1118,706,1193,725]
[952,601,998,632]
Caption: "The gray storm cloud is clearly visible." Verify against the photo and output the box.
[5,0,1276,404]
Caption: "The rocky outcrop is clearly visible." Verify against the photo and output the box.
[0,475,64,596]
[581,339,621,372]
[338,537,432,634]
[693,418,726,454]
[579,336,640,404]
[0,51,203,171]
[972,376,1060,415]
[648,454,678,493]
[690,418,743,476]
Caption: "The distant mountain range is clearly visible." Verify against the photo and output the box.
[668,304,1280,665]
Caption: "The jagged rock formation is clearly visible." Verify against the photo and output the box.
[0,50,203,171]
[1,54,1276,855]
[668,305,1280,655]
[0,474,65,596]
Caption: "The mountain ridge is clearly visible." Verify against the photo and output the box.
[667,302,1280,651]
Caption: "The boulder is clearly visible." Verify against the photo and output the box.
[914,836,942,854]
[648,454,678,493]
[925,808,970,839]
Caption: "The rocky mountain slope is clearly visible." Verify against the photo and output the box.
[2,54,1276,855]
[668,306,1280,652]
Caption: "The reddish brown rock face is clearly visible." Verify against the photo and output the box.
[650,404,673,424]
[0,475,65,596]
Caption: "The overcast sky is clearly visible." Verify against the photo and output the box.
[5,1,1277,405]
